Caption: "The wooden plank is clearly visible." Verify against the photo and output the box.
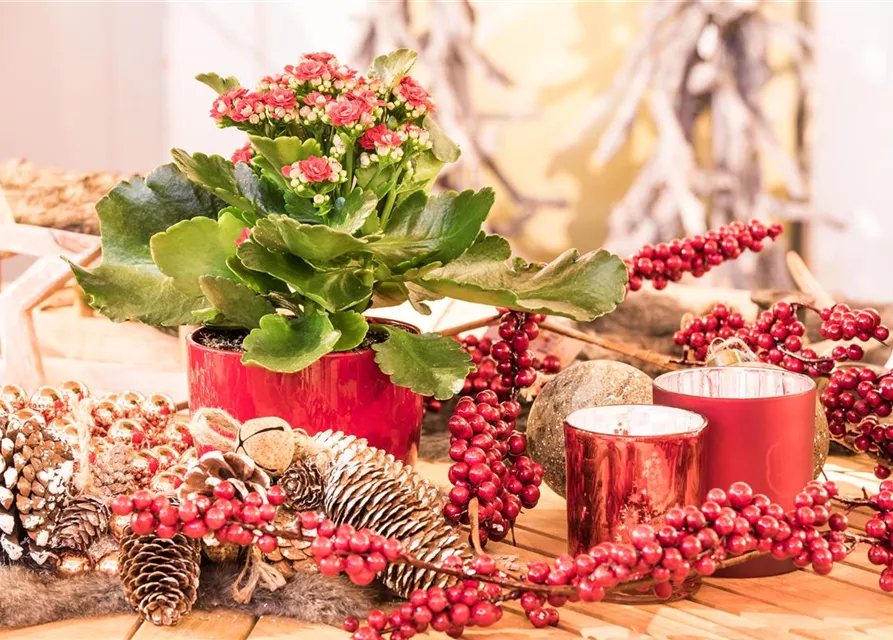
[1,614,141,640]
[247,617,345,640]
[0,223,98,258]
[129,610,255,640]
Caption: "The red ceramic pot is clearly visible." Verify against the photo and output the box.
[187,318,425,465]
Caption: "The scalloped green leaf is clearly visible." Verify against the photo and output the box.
[330,311,369,351]
[248,136,322,170]
[417,234,628,321]
[150,213,243,297]
[196,72,241,94]
[253,214,369,264]
[199,275,273,329]
[370,49,418,90]
[423,116,460,163]
[71,164,223,326]
[328,188,378,234]
[242,313,339,373]
[171,149,270,220]
[238,242,373,312]
[371,325,472,400]
[367,188,493,272]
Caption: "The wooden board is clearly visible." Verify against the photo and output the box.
[4,453,891,639]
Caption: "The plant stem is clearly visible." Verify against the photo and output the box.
[379,167,404,228]
[344,139,355,195]
[539,321,683,371]
[440,314,503,337]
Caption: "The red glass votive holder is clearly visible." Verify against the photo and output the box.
[565,405,707,603]
[653,367,816,578]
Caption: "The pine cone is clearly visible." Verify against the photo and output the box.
[260,507,311,578]
[0,409,75,564]
[89,441,137,497]
[179,451,270,500]
[120,526,201,626]
[280,431,472,598]
[50,494,110,552]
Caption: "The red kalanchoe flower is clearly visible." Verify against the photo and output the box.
[265,88,296,110]
[330,62,358,81]
[304,91,330,107]
[297,156,333,183]
[231,142,254,165]
[359,124,403,151]
[288,59,328,82]
[229,91,265,123]
[348,87,384,108]
[395,76,435,113]
[235,227,251,247]
[304,51,337,63]
[210,87,247,121]
[326,96,371,127]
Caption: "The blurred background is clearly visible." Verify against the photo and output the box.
[1,0,891,393]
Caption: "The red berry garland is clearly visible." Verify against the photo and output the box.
[626,220,783,291]
[445,311,551,544]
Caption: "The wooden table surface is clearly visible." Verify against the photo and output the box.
[4,454,891,640]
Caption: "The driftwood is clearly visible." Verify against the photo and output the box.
[0,159,119,235]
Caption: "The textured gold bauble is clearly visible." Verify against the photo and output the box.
[527,360,654,497]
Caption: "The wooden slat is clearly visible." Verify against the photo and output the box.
[1,614,141,640]
[129,610,255,640]
[247,617,346,640]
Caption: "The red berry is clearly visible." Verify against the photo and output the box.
[111,495,135,516]
[182,519,208,539]
[130,511,156,535]
[213,481,236,500]
[131,490,153,511]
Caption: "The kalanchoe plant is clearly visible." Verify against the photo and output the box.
[71,50,627,399]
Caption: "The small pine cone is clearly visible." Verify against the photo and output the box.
[50,495,110,552]
[260,508,311,576]
[283,431,472,598]
[90,442,137,498]
[179,451,270,500]
[1,409,75,564]
[120,526,201,626]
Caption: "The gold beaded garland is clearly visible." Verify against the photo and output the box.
[29,386,65,421]
[59,380,90,406]
[142,393,176,426]
[117,391,145,419]
[0,383,27,409]
[92,400,123,433]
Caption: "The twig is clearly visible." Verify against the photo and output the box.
[539,321,683,371]
[785,251,836,309]
[468,498,485,555]
[439,314,502,337]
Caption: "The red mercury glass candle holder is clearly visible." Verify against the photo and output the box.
[565,405,707,603]
[653,366,816,578]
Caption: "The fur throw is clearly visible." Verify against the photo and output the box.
[0,563,383,629]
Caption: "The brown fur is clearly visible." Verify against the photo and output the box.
[0,563,383,629]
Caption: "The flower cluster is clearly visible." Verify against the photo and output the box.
[208,51,438,212]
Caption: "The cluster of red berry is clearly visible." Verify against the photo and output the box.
[863,483,893,591]
[444,311,552,543]
[675,301,889,377]
[314,479,876,640]
[821,367,893,478]
[626,220,783,291]
[110,482,285,552]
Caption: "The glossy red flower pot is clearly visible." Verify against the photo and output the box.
[187,318,424,465]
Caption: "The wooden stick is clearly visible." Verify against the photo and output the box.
[786,250,836,309]
[539,321,682,371]
[439,314,502,337]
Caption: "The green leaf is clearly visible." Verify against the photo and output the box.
[196,72,241,94]
[248,136,322,170]
[419,235,628,321]
[238,242,373,312]
[371,325,473,399]
[199,275,274,329]
[242,313,340,373]
[283,189,323,223]
[330,311,369,351]
[253,215,369,264]
[371,282,409,308]
[370,49,418,90]
[70,262,207,326]
[367,188,493,272]
[71,164,222,326]
[150,214,243,296]
[355,164,396,200]
[328,189,378,234]
[170,149,268,220]
[406,283,442,316]
[226,255,289,294]
[423,116,460,163]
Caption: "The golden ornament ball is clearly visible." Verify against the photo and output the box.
[705,350,829,477]
[236,417,296,476]
[527,360,653,497]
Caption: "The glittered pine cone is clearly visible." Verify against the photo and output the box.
[89,441,138,497]
[119,526,201,626]
[179,450,270,501]
[50,494,110,553]
[0,408,75,564]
